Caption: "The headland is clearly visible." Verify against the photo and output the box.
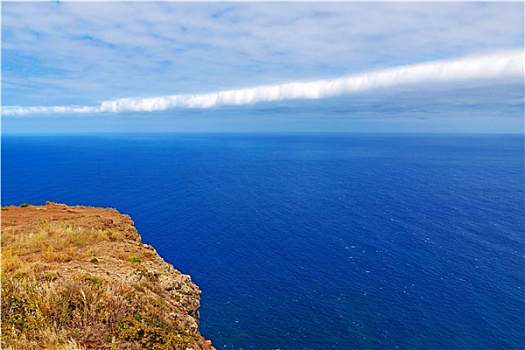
[1,202,215,350]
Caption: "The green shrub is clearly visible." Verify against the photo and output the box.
[129,256,142,264]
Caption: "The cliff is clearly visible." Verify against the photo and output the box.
[1,202,215,350]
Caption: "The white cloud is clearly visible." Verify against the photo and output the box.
[2,2,523,109]
[3,50,522,117]
[3,106,100,116]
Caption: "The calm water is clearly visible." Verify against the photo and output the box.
[2,133,524,349]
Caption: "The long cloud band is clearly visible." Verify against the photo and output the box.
[3,50,523,116]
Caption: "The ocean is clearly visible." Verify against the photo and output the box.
[2,133,524,349]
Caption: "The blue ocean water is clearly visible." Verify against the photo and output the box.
[2,133,524,349]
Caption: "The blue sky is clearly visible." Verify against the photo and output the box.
[2,2,524,134]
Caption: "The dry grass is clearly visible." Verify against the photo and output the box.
[1,218,151,277]
[3,219,124,260]
[2,274,199,349]
[1,204,211,350]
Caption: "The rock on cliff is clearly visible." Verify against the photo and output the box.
[1,202,215,350]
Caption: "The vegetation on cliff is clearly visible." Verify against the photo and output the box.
[1,202,214,350]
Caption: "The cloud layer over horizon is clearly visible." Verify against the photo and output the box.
[2,2,523,133]
[3,50,523,117]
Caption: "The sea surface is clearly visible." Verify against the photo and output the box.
[2,133,524,349]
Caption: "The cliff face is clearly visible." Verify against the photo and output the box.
[1,202,214,350]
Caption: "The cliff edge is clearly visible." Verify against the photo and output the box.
[1,202,215,350]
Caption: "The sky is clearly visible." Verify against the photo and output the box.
[1,1,524,134]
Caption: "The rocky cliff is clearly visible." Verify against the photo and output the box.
[1,202,215,350]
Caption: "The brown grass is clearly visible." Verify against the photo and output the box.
[1,203,212,350]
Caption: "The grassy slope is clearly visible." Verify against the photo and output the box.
[1,203,214,350]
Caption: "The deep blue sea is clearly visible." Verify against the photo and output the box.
[2,133,524,349]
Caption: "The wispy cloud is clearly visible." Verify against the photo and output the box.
[3,50,523,117]
[3,2,523,107]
